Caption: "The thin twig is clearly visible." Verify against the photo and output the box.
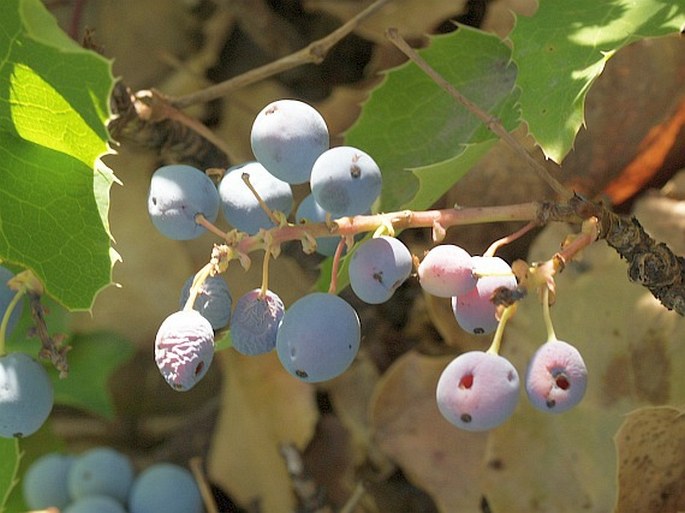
[189,457,219,513]
[241,173,282,226]
[385,27,572,201]
[169,0,393,109]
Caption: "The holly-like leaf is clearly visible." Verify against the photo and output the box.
[0,438,21,513]
[345,24,519,212]
[0,0,117,311]
[511,0,685,164]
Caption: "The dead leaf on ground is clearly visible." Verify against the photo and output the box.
[614,406,685,513]
[482,217,685,513]
[369,350,487,513]
[208,350,319,513]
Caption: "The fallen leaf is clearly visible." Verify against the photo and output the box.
[614,406,685,513]
[369,350,487,513]
[208,350,319,513]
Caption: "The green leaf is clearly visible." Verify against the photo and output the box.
[0,0,117,311]
[345,25,519,212]
[511,0,685,163]
[0,438,21,513]
[52,331,134,419]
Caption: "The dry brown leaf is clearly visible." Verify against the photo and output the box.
[482,218,685,513]
[369,350,487,513]
[208,350,319,513]
[304,0,467,43]
[88,0,199,90]
[614,406,685,513]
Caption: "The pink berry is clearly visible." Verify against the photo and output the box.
[436,351,520,431]
[418,244,477,297]
[525,339,587,413]
[451,256,517,335]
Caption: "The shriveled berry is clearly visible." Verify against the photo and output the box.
[179,274,232,330]
[155,310,214,391]
[230,289,285,355]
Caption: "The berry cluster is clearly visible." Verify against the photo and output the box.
[22,447,203,513]
[425,245,588,431]
[146,98,589,432]
[149,98,384,387]
[0,265,54,439]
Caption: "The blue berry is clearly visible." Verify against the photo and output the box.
[155,310,215,391]
[147,164,220,240]
[218,162,293,234]
[251,99,329,184]
[128,463,203,513]
[0,352,53,438]
[310,146,382,217]
[67,446,134,503]
[348,236,412,304]
[22,452,75,510]
[277,293,360,382]
[295,193,344,256]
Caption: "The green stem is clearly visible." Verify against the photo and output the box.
[486,303,517,355]
[183,263,214,312]
[0,288,26,356]
[541,286,557,343]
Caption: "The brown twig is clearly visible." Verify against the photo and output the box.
[581,200,685,315]
[28,293,70,379]
[168,0,393,109]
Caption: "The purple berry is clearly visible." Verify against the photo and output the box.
[230,289,285,355]
[451,256,517,335]
[525,339,587,413]
[155,310,214,391]
[418,244,477,297]
[179,274,232,330]
[436,351,520,431]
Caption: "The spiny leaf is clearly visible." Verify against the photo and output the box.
[0,0,117,311]
[511,0,685,164]
[345,24,519,212]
